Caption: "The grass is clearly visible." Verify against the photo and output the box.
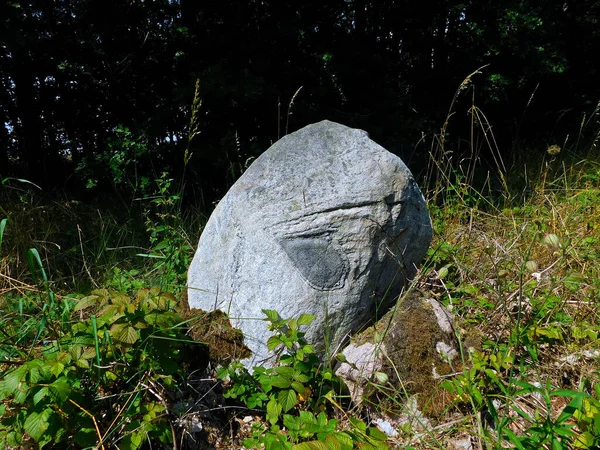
[408,156,600,449]
[1,84,599,448]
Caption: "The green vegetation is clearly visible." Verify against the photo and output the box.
[1,81,600,448]
[217,310,388,450]
[3,139,600,448]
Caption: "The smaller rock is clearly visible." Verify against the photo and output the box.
[335,292,458,413]
[373,419,399,437]
[335,342,383,405]
[447,436,474,450]
[436,341,458,361]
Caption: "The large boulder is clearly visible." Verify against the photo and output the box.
[188,120,432,367]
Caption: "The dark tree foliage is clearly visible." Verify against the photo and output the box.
[1,0,598,206]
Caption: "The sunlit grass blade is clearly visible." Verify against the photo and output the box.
[0,217,7,249]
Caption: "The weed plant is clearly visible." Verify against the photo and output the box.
[217,310,388,450]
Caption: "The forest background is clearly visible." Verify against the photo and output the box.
[2,0,598,207]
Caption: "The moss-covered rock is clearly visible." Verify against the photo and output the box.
[179,290,251,365]
[336,291,459,415]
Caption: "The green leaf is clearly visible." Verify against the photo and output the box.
[74,358,90,369]
[293,441,329,450]
[74,295,100,311]
[48,361,65,377]
[119,430,145,450]
[297,314,315,327]
[293,373,310,383]
[330,432,353,450]
[24,407,53,442]
[267,398,282,425]
[349,417,366,432]
[48,380,71,403]
[110,323,139,345]
[272,376,292,389]
[556,392,587,424]
[27,248,48,283]
[33,387,49,405]
[279,389,298,413]
[276,366,295,378]
[367,426,388,442]
[28,365,45,384]
[263,309,280,323]
[1,177,42,189]
[268,335,282,351]
[291,381,306,394]
[301,344,315,354]
[75,427,98,448]
[0,218,7,249]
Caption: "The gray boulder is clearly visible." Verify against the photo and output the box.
[188,120,432,367]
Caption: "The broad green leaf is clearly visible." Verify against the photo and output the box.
[81,347,98,360]
[324,435,343,450]
[276,366,295,377]
[293,441,329,450]
[14,383,30,404]
[262,309,280,322]
[330,432,353,450]
[291,382,306,395]
[75,427,98,448]
[74,295,100,311]
[367,426,388,442]
[283,414,301,431]
[74,358,90,369]
[33,387,49,405]
[317,411,328,428]
[572,431,595,448]
[349,417,366,432]
[24,407,53,442]
[271,376,292,389]
[556,392,587,424]
[49,361,65,377]
[48,380,71,403]
[119,430,144,450]
[28,366,44,384]
[293,373,310,383]
[302,344,315,354]
[279,389,298,413]
[110,323,139,345]
[297,314,315,327]
[267,398,282,425]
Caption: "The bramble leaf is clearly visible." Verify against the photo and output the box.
[110,323,139,345]
[297,314,315,327]
[24,407,53,442]
[48,379,71,403]
[279,389,298,413]
[267,398,283,425]
[33,387,49,405]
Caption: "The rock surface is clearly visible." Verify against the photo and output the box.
[188,120,432,367]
